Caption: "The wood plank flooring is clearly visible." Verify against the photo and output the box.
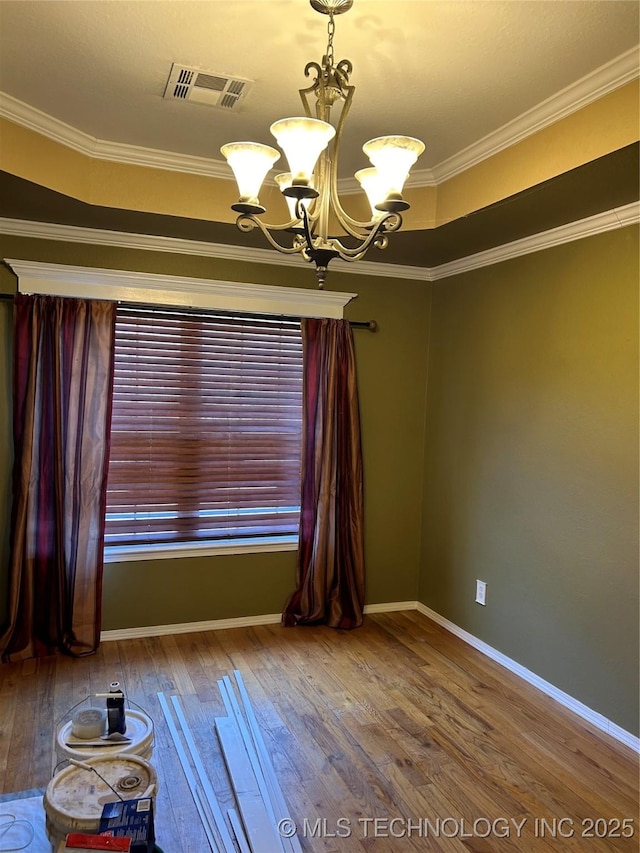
[0,611,637,851]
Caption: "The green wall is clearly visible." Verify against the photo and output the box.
[420,225,639,735]
[2,225,638,737]
[0,237,431,630]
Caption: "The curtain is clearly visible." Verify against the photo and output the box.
[0,294,116,661]
[283,317,365,629]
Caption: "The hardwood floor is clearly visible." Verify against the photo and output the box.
[0,611,638,851]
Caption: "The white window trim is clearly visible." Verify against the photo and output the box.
[6,260,355,559]
[4,259,357,318]
[104,537,299,562]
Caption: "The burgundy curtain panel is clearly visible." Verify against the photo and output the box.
[0,294,116,661]
[283,317,365,629]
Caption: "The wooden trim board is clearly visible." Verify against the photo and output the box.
[215,716,284,853]
[233,670,303,853]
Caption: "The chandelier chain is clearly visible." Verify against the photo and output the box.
[326,12,335,68]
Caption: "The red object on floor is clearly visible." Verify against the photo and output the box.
[64,834,132,851]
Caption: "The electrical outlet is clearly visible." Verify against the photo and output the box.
[475,580,487,605]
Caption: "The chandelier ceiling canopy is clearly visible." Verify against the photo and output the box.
[221,0,424,287]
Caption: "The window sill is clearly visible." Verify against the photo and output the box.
[104,536,298,563]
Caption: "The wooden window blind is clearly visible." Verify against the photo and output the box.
[105,304,303,549]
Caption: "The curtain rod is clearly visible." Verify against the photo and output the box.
[349,320,378,331]
[0,292,377,330]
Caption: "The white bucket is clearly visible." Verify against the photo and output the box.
[56,708,154,764]
[44,754,157,847]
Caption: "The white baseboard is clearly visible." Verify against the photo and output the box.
[363,600,419,614]
[100,600,639,753]
[416,602,639,753]
[99,601,414,642]
[100,612,283,641]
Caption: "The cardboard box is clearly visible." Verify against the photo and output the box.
[98,798,155,853]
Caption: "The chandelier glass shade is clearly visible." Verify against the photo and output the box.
[221,0,424,287]
[220,142,281,214]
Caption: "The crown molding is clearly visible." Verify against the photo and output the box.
[0,90,435,190]
[0,91,95,154]
[0,91,230,178]
[1,48,636,186]
[429,201,640,280]
[93,139,230,178]
[0,218,429,281]
[432,47,640,183]
[1,201,637,285]
[0,90,432,191]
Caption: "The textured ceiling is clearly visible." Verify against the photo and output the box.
[0,0,638,179]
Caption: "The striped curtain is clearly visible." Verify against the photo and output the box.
[283,317,365,629]
[0,295,116,661]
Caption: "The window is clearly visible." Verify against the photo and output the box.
[104,304,303,558]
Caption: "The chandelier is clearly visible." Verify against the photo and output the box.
[221,0,424,288]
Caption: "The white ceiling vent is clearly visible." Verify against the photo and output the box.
[163,63,252,110]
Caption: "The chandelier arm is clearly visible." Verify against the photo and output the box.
[327,164,390,239]
[329,196,383,238]
[321,67,384,238]
[297,199,322,256]
[235,214,310,255]
[297,199,311,243]
[299,62,323,117]
[240,215,302,233]
[325,212,403,260]
[297,196,322,232]
[325,64,354,157]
